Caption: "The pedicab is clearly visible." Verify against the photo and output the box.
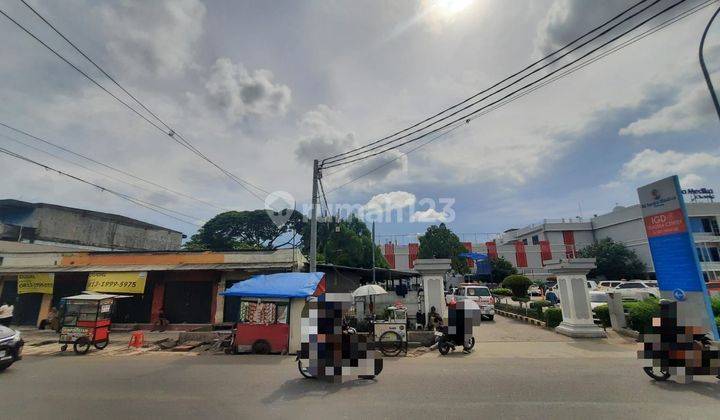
[58,293,125,355]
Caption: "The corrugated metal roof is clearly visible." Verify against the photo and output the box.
[0,241,87,253]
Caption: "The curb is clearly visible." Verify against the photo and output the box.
[495,309,546,327]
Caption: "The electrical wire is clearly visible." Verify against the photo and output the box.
[0,146,202,227]
[0,121,228,212]
[0,132,204,221]
[321,0,690,170]
[322,0,714,194]
[320,0,656,165]
[3,3,268,201]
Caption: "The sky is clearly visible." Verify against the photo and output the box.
[0,0,719,244]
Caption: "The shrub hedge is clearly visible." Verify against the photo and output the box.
[529,300,553,310]
[593,304,611,329]
[626,299,660,333]
[494,302,544,321]
[545,308,563,328]
[502,275,532,298]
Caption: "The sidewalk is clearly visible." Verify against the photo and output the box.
[18,327,181,357]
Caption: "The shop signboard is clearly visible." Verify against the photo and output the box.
[17,273,55,294]
[637,175,718,338]
[86,272,147,294]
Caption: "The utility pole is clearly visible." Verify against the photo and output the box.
[310,159,320,272]
[372,221,376,284]
[700,5,720,123]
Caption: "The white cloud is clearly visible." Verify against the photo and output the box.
[620,148,720,181]
[295,105,355,164]
[619,85,717,136]
[411,208,449,223]
[98,0,206,76]
[679,173,705,188]
[204,58,292,121]
[362,191,416,215]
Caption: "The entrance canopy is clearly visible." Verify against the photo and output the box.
[221,272,326,298]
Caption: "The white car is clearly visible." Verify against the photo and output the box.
[447,284,495,320]
[597,281,621,290]
[588,291,609,310]
[613,281,660,300]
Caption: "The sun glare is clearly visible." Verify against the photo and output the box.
[434,0,474,19]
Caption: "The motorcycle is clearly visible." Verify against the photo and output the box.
[434,325,475,355]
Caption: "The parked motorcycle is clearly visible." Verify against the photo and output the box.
[434,325,475,355]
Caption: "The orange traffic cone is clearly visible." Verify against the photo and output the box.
[128,331,144,348]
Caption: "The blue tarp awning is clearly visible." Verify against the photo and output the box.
[220,272,325,298]
[458,252,488,261]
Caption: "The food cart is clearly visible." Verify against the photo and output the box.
[221,272,326,354]
[58,293,125,355]
[373,305,408,356]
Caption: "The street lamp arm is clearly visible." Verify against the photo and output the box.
[700,5,720,124]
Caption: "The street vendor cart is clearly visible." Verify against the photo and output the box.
[373,305,408,357]
[58,293,125,355]
[221,272,326,355]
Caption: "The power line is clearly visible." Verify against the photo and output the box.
[322,0,690,170]
[320,0,656,166]
[3,3,268,201]
[0,146,202,227]
[323,0,714,194]
[0,121,228,212]
[0,131,209,221]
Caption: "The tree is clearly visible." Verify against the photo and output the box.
[578,238,647,280]
[418,223,469,274]
[184,209,304,251]
[300,215,388,269]
[490,256,517,282]
[502,275,532,298]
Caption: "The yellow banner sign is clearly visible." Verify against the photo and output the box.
[17,273,55,294]
[86,272,147,294]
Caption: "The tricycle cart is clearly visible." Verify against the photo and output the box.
[58,293,122,355]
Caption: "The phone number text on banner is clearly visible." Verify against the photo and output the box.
[18,273,55,294]
[86,272,147,294]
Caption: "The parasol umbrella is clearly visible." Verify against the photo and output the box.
[352,284,387,297]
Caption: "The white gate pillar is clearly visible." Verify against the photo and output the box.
[413,259,451,320]
[545,258,606,338]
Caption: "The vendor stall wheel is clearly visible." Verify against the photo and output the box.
[298,360,315,379]
[74,337,91,355]
[94,339,109,350]
[463,337,475,352]
[643,367,670,381]
[60,344,68,352]
[438,342,452,355]
[251,340,270,355]
[378,331,402,357]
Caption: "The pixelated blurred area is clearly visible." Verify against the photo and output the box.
[299,296,383,382]
[638,300,720,379]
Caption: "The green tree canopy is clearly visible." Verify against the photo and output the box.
[502,274,532,298]
[418,223,469,274]
[184,209,304,251]
[490,256,517,282]
[300,215,388,269]
[578,238,647,280]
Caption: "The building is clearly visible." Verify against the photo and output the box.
[0,199,183,251]
[381,202,720,281]
[0,248,305,327]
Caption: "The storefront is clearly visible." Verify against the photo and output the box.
[0,249,305,329]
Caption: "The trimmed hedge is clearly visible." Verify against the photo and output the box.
[712,295,720,317]
[593,304,610,329]
[545,308,563,328]
[529,300,553,310]
[502,275,532,298]
[491,288,512,297]
[626,299,660,334]
[495,302,544,321]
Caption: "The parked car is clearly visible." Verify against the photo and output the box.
[588,291,609,310]
[586,280,599,290]
[597,281,621,290]
[0,325,23,371]
[447,284,494,320]
[528,285,542,297]
[613,281,660,300]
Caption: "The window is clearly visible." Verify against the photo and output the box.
[709,247,720,262]
[522,238,528,245]
[465,287,490,296]
[617,283,642,289]
[531,235,540,245]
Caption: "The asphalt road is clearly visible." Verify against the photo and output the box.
[2,316,719,419]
